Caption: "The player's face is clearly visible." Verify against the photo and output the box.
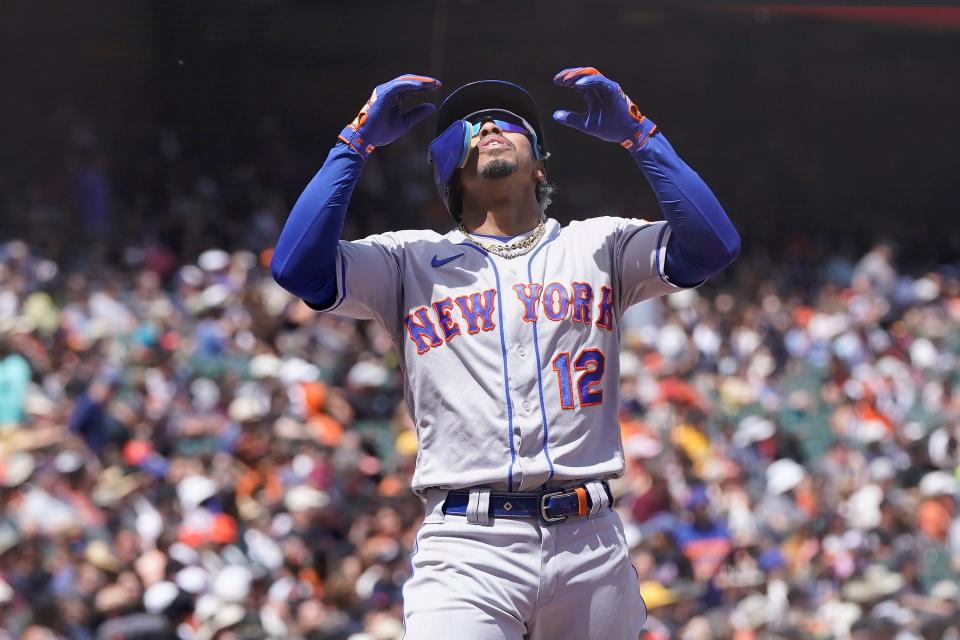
[458,117,542,192]
[471,118,530,168]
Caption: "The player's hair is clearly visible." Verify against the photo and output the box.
[536,178,556,213]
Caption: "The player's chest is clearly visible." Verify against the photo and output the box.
[399,242,616,357]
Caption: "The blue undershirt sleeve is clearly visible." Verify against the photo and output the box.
[629,133,740,287]
[270,142,365,308]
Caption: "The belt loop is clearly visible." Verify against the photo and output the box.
[466,488,480,523]
[477,488,491,525]
[584,480,609,518]
[466,487,492,525]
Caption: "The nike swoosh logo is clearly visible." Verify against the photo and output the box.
[431,253,464,268]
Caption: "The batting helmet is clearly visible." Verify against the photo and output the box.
[428,80,547,221]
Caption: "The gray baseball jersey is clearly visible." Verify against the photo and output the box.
[316,216,689,494]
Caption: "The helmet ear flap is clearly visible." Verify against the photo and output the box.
[445,181,464,222]
[428,120,471,218]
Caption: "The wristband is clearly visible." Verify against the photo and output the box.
[338,125,376,160]
[621,111,659,153]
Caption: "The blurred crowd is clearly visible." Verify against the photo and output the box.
[2,230,959,640]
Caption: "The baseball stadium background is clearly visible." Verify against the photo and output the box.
[1,2,960,639]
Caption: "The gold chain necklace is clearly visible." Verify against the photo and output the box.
[458,217,546,259]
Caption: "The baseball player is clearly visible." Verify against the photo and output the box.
[272,68,740,639]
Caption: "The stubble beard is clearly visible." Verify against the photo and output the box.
[480,157,519,179]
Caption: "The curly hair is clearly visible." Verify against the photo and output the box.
[536,178,556,214]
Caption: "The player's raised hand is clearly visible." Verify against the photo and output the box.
[339,74,442,159]
[551,67,658,152]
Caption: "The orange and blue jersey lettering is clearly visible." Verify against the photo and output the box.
[404,307,443,354]
[455,289,497,334]
[571,282,593,324]
[543,283,569,321]
[596,286,614,331]
[432,297,462,341]
[512,283,542,322]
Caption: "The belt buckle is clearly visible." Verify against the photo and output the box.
[540,490,569,524]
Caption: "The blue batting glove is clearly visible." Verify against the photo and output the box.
[552,67,658,152]
[339,74,442,159]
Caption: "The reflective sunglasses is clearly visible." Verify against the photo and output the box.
[467,119,530,138]
[464,110,542,159]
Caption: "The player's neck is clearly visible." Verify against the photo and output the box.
[460,191,542,237]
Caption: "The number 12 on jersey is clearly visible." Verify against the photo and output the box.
[551,349,606,409]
